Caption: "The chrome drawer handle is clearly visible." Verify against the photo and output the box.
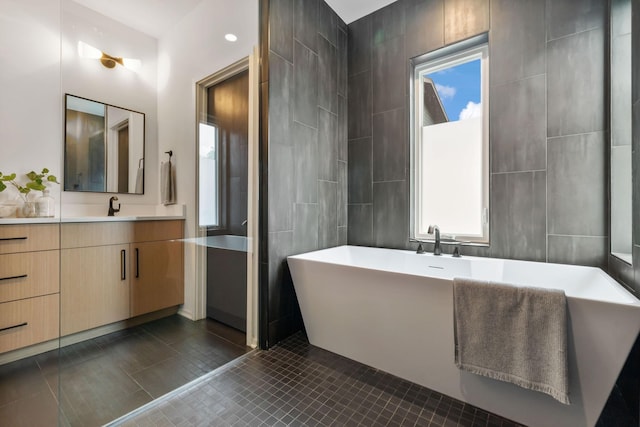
[0,274,28,282]
[0,322,28,333]
[0,237,28,241]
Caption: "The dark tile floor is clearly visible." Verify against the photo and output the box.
[117,333,525,427]
[0,315,250,427]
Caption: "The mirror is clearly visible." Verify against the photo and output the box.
[610,0,632,264]
[64,94,145,194]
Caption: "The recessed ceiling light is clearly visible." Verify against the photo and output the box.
[225,33,238,42]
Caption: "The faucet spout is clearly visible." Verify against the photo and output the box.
[108,196,120,216]
[427,224,441,256]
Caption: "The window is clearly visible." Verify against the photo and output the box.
[410,34,489,243]
[198,122,220,228]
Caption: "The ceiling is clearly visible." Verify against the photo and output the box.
[72,0,397,39]
[326,0,397,24]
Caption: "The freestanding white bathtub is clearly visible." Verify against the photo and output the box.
[288,246,640,427]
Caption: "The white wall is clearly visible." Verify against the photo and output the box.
[60,0,158,207]
[157,0,258,319]
[0,0,62,205]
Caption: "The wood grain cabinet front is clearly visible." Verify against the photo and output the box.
[60,245,130,336]
[130,239,184,317]
[0,294,59,354]
[60,220,184,336]
[0,224,59,254]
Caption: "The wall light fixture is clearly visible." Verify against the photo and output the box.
[78,41,142,71]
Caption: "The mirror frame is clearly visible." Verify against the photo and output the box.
[64,94,146,195]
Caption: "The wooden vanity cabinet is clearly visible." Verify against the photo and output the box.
[60,220,184,336]
[0,223,60,354]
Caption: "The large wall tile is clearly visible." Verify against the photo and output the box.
[270,0,294,62]
[337,28,348,97]
[548,235,607,268]
[338,226,347,245]
[318,35,337,114]
[547,0,605,41]
[373,181,408,249]
[372,108,405,182]
[348,204,373,246]
[318,0,337,46]
[294,0,318,52]
[338,160,347,227]
[268,144,294,232]
[338,94,347,161]
[319,181,338,247]
[318,109,338,181]
[547,28,605,137]
[490,75,546,173]
[547,132,606,236]
[405,0,444,59]
[444,0,489,45]
[490,171,546,262]
[371,0,405,43]
[348,17,371,76]
[293,122,318,203]
[490,0,545,85]
[372,35,405,114]
[268,53,293,147]
[293,203,319,254]
[293,41,318,128]
[348,71,372,138]
[267,231,294,316]
[348,137,372,204]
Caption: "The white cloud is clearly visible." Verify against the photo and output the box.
[435,83,456,100]
[458,101,482,120]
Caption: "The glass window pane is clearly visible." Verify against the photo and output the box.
[199,122,219,228]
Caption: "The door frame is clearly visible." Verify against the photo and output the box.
[194,51,259,348]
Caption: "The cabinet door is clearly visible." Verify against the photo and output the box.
[61,245,130,335]
[130,240,184,317]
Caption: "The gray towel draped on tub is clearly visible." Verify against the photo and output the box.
[453,278,570,405]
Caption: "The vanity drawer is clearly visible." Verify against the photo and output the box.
[0,251,60,303]
[0,293,59,354]
[0,224,59,254]
[132,220,184,242]
[61,222,134,248]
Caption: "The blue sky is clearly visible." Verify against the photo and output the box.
[426,59,481,121]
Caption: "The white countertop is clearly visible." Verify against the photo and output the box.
[0,215,185,225]
[0,204,186,224]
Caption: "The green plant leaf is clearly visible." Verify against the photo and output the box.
[26,171,38,181]
[47,175,59,184]
[26,182,45,191]
[1,173,16,181]
[42,168,49,174]
[19,187,30,194]
[0,181,5,192]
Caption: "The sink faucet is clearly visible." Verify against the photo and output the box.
[108,196,120,216]
[427,224,441,255]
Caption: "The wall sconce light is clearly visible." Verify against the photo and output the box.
[78,41,142,71]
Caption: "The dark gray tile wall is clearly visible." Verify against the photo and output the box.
[346,0,607,266]
[262,0,347,346]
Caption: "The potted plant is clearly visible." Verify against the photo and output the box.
[0,168,59,217]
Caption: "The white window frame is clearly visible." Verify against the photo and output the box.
[409,33,490,244]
